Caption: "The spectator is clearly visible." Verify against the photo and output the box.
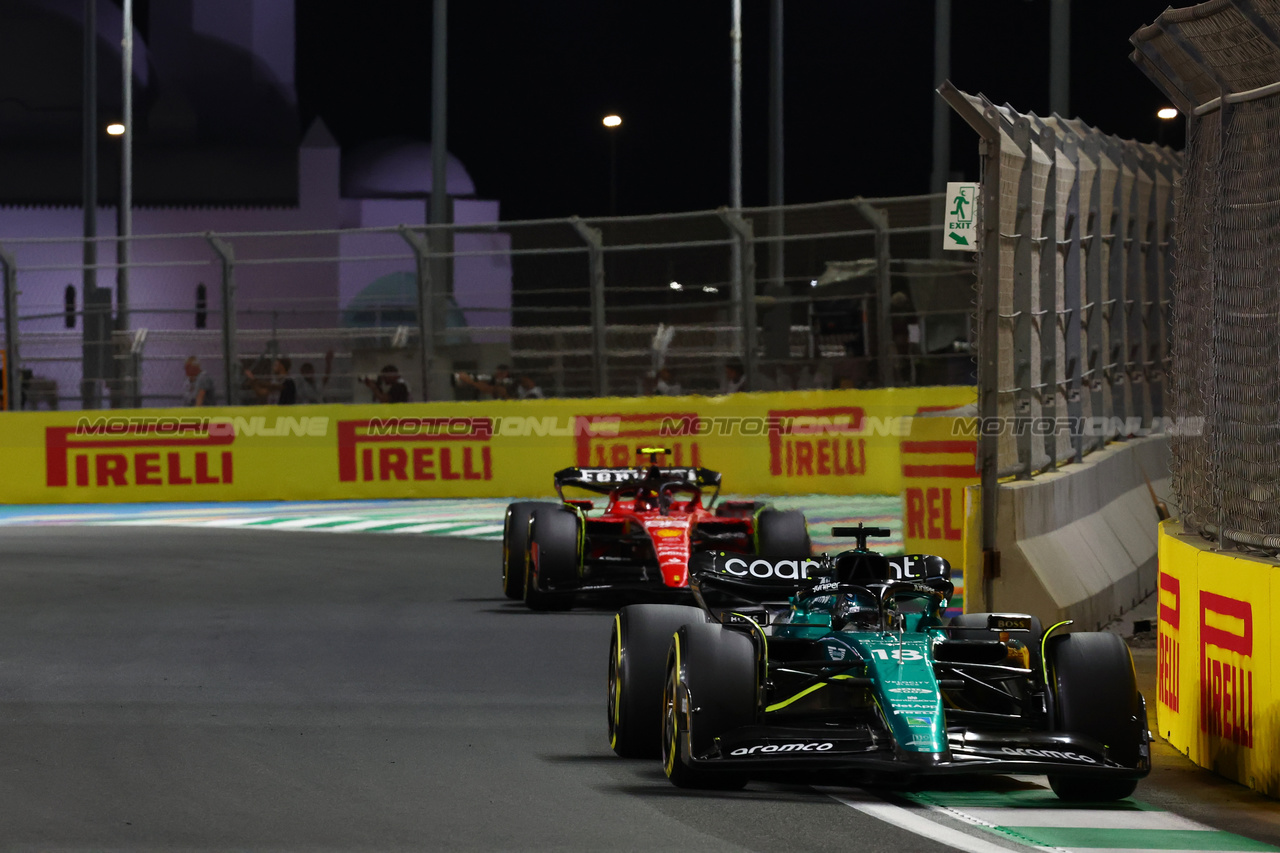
[364,364,410,403]
[183,356,216,406]
[455,364,514,399]
[298,350,334,404]
[516,374,544,399]
[654,367,682,396]
[242,356,296,404]
[721,361,746,395]
[274,357,297,405]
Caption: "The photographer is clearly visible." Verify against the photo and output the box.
[363,364,410,403]
[454,364,515,400]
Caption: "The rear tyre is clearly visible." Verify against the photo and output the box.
[663,621,756,790]
[1046,632,1145,801]
[755,509,811,558]
[524,507,580,611]
[608,604,705,758]
[503,502,555,599]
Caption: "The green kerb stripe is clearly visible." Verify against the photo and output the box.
[905,789,1156,810]
[996,826,1280,851]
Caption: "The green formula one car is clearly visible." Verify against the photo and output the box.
[607,525,1150,800]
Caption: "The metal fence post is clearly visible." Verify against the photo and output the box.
[1082,133,1107,450]
[1061,133,1085,464]
[205,234,237,406]
[0,243,19,411]
[719,209,758,389]
[1035,125,1059,472]
[570,217,608,396]
[398,227,434,402]
[1103,139,1130,438]
[1012,117,1036,479]
[1124,145,1151,430]
[852,199,893,388]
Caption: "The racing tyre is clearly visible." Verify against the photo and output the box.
[1046,631,1146,801]
[663,621,756,790]
[503,502,556,599]
[609,604,706,758]
[755,509,811,558]
[524,507,581,611]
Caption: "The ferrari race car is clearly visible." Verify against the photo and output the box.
[502,448,809,611]
[607,525,1151,800]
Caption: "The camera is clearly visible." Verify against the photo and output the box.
[451,372,513,389]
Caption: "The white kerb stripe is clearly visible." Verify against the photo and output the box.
[959,808,1209,831]
[823,790,1021,853]
[320,519,407,532]
[263,516,363,529]
[450,524,504,536]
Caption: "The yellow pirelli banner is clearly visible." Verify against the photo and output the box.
[0,386,975,504]
[1157,521,1279,796]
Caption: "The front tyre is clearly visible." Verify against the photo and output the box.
[663,621,756,789]
[1046,632,1146,801]
[524,507,581,611]
[608,604,705,758]
[755,509,811,558]
[502,502,555,599]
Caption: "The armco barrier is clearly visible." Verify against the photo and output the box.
[1157,521,1279,797]
[0,387,976,504]
[900,417,978,614]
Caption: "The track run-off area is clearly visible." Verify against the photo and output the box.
[0,504,1274,851]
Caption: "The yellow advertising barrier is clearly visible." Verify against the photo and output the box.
[0,386,975,504]
[899,417,979,614]
[1157,521,1279,796]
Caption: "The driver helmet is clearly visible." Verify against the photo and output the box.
[832,591,879,631]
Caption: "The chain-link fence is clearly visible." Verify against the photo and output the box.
[942,85,1181,482]
[1133,0,1280,553]
[0,195,973,410]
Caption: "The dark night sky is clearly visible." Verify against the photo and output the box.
[296,1,1179,222]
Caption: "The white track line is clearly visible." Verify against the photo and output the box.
[822,789,1023,853]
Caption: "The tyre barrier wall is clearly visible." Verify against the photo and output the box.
[0,386,976,504]
[1157,521,1280,798]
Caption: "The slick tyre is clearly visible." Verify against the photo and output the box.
[1046,632,1146,801]
[503,502,556,600]
[755,509,811,558]
[608,604,706,758]
[524,507,581,611]
[662,621,756,790]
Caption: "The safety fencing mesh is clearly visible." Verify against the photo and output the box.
[944,86,1181,480]
[0,195,973,410]
[1133,0,1280,552]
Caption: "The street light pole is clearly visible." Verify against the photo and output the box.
[1050,0,1070,116]
[117,0,132,334]
[730,0,744,350]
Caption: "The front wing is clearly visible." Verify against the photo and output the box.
[680,725,1151,779]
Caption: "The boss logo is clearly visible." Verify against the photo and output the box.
[722,558,821,580]
[1001,747,1096,764]
[730,742,834,756]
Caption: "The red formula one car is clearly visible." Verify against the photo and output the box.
[501,448,811,611]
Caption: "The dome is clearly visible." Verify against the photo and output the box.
[342,271,468,329]
[342,137,476,199]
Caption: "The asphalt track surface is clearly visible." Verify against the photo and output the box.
[0,527,1275,852]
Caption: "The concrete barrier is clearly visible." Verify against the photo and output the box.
[973,435,1173,630]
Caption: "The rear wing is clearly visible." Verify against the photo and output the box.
[689,551,826,606]
[553,465,722,497]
